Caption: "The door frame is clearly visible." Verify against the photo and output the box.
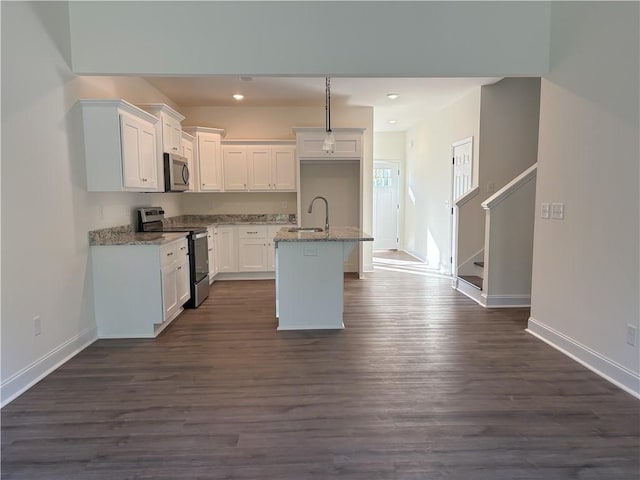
[449,136,474,276]
[373,160,401,251]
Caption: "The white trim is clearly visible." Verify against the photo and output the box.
[455,278,483,305]
[1,327,98,407]
[481,293,531,308]
[214,272,275,281]
[455,186,479,207]
[79,99,159,124]
[527,317,640,399]
[482,163,537,210]
[452,136,473,148]
[221,139,295,146]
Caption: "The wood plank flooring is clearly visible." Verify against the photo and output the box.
[2,258,639,479]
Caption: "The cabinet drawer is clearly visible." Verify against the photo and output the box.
[238,225,267,239]
[160,242,178,267]
[176,238,189,258]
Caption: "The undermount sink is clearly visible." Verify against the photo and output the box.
[288,227,324,233]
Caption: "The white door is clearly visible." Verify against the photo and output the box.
[222,147,248,191]
[373,161,400,250]
[198,134,222,191]
[452,138,473,201]
[273,147,296,191]
[450,137,474,275]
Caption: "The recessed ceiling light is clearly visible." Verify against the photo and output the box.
[386,93,400,100]
[388,120,397,124]
[233,94,244,101]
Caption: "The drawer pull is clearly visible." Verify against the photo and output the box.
[247,231,258,234]
[167,252,174,256]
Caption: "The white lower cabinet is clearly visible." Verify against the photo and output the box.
[92,237,190,338]
[238,226,269,272]
[213,224,291,275]
[207,226,218,283]
[216,226,238,273]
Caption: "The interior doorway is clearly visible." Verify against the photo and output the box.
[449,137,474,275]
[373,161,400,250]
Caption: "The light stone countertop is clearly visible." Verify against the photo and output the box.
[89,225,188,246]
[274,226,374,243]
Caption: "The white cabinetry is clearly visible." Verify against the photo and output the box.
[295,128,363,159]
[80,99,161,192]
[222,142,297,192]
[207,225,218,283]
[216,226,238,273]
[222,147,248,191]
[161,239,190,321]
[181,131,195,192]
[267,225,284,271]
[183,127,225,192]
[238,226,269,272]
[91,236,189,338]
[137,103,185,154]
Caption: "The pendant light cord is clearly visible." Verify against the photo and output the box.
[325,77,331,133]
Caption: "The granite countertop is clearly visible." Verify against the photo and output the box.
[89,214,298,246]
[89,225,188,246]
[274,226,374,243]
[165,214,296,228]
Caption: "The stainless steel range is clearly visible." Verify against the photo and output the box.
[137,207,209,308]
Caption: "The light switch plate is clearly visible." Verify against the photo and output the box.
[541,203,550,219]
[551,203,565,220]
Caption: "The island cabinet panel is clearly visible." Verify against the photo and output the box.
[276,241,347,330]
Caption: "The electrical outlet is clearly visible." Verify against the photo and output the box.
[33,315,41,336]
[98,205,104,221]
[626,324,638,347]
[487,182,495,194]
[281,201,288,210]
[303,245,318,256]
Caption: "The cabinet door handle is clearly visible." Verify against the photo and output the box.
[247,231,258,234]
[177,266,182,270]
[167,252,174,256]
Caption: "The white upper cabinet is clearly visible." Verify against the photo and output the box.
[181,131,195,192]
[183,127,225,192]
[272,146,296,191]
[223,142,297,192]
[137,103,185,154]
[295,128,364,159]
[80,99,161,192]
[222,146,248,191]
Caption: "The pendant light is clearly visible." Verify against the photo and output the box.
[322,77,336,153]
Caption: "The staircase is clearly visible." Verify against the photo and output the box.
[454,163,537,307]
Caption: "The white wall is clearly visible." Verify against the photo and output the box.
[457,77,541,269]
[67,2,551,76]
[404,90,481,268]
[0,2,183,405]
[529,3,639,395]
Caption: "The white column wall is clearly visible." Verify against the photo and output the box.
[529,2,639,395]
[1,2,182,405]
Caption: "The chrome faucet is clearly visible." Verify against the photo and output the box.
[307,196,330,232]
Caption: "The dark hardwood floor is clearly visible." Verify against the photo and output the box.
[2,257,639,479]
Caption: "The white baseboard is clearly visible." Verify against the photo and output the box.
[527,317,640,399]
[482,293,531,308]
[1,327,97,407]
[214,272,276,281]
[455,278,483,305]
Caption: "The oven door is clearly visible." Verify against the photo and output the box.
[191,232,209,283]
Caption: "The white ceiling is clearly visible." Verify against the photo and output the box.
[144,76,502,132]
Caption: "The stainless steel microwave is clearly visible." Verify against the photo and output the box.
[163,153,189,192]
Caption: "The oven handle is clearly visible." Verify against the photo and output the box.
[192,232,208,240]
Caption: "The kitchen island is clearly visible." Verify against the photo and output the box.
[274,227,373,330]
